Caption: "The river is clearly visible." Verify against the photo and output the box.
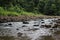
[0,18,60,40]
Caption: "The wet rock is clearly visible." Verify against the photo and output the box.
[41,19,44,21]
[58,18,60,20]
[17,32,23,37]
[23,21,29,24]
[52,24,58,28]
[29,28,39,31]
[41,22,45,23]
[56,19,60,23]
[50,28,53,31]
[0,23,12,27]
[8,23,12,25]
[50,22,53,24]
[22,25,27,27]
[16,28,19,30]
[40,25,45,28]
[41,25,51,28]
[45,25,51,28]
[33,25,39,26]
[33,28,39,31]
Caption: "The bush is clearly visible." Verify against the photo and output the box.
[0,7,19,16]
[8,5,21,13]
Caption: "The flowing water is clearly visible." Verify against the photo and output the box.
[0,18,60,40]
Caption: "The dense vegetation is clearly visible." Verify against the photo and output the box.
[0,0,60,16]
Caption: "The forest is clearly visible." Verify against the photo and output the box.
[0,0,60,16]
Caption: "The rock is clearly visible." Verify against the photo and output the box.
[45,25,51,28]
[33,25,39,26]
[17,32,23,37]
[58,19,60,20]
[41,25,51,28]
[40,25,45,28]
[56,19,60,23]
[8,23,12,25]
[22,25,27,27]
[33,28,39,31]
[52,24,58,28]
[16,28,19,30]
[41,19,44,21]
[23,21,29,24]
[29,28,39,31]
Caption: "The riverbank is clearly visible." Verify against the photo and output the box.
[0,15,60,23]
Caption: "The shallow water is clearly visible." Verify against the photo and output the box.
[0,18,60,40]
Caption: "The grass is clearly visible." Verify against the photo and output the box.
[20,11,43,16]
[0,10,19,16]
[0,10,43,16]
[0,7,44,16]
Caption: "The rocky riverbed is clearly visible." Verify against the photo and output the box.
[0,16,60,23]
[0,18,60,40]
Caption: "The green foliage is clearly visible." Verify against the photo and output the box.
[0,10,19,16]
[8,5,21,13]
[0,7,42,16]
[0,0,60,16]
[0,7,19,16]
